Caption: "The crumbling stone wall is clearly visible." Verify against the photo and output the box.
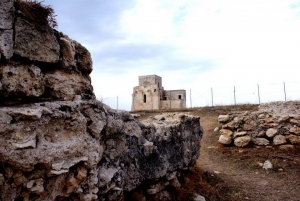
[217,101,300,148]
[0,0,94,105]
[0,101,202,200]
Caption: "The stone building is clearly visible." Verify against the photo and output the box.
[131,75,186,111]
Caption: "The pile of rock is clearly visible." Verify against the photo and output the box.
[0,1,203,200]
[217,101,300,148]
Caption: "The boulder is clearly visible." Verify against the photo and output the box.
[289,127,300,135]
[266,128,278,138]
[273,135,287,145]
[222,121,235,130]
[243,120,257,131]
[218,135,232,145]
[233,131,247,138]
[218,114,230,123]
[252,138,270,146]
[219,129,233,137]
[289,119,300,126]
[278,115,289,122]
[286,135,300,145]
[234,136,251,147]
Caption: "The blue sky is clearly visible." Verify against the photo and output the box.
[46,0,300,110]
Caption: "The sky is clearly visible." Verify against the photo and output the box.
[45,0,300,110]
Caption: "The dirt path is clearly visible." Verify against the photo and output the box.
[196,114,300,201]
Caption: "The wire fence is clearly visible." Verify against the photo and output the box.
[100,82,300,110]
[189,81,300,107]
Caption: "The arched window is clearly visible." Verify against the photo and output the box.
[144,94,146,103]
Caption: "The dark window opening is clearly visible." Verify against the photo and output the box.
[178,95,181,99]
[144,94,146,103]
[158,82,160,87]
[164,97,167,100]
[154,89,156,92]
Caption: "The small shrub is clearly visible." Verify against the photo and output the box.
[15,0,57,30]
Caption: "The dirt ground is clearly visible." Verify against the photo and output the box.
[134,105,300,201]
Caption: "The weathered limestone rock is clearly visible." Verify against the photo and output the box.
[0,64,44,98]
[279,144,295,151]
[234,136,251,147]
[194,194,206,201]
[289,127,300,135]
[218,135,232,145]
[243,120,257,131]
[233,131,247,138]
[278,115,289,122]
[59,36,76,69]
[286,135,300,145]
[58,35,93,74]
[0,101,203,200]
[44,70,93,101]
[0,1,95,105]
[252,138,270,146]
[273,135,287,145]
[218,114,230,123]
[266,128,278,138]
[0,0,14,60]
[263,160,273,170]
[75,41,93,74]
[257,131,265,137]
[0,29,13,60]
[14,17,60,63]
[219,129,233,137]
[0,0,14,29]
[289,119,300,126]
[222,121,235,130]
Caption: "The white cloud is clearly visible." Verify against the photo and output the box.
[46,0,300,110]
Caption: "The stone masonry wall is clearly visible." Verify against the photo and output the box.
[217,101,300,148]
[0,0,94,105]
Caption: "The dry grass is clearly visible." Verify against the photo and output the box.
[15,0,57,30]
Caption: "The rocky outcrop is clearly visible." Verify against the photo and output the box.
[0,0,94,105]
[0,1,203,200]
[0,101,202,200]
[217,101,300,148]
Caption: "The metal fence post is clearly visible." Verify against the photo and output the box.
[190,89,192,108]
[283,82,286,101]
[211,87,213,106]
[234,86,236,105]
[257,84,261,104]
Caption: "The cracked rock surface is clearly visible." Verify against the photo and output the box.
[0,101,202,200]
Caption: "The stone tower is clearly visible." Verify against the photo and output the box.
[131,75,186,111]
[131,75,164,111]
